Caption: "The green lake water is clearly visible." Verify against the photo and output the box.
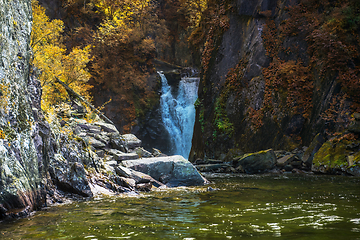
[1,173,360,239]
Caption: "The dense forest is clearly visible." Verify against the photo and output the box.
[32,0,207,132]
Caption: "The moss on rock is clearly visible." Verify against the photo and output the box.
[313,138,360,174]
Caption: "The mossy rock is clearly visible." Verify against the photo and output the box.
[312,140,360,174]
[235,149,276,174]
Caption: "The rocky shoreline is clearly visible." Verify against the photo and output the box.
[193,117,360,177]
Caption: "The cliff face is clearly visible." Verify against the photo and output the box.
[0,0,45,216]
[189,0,359,161]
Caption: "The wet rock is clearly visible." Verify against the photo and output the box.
[283,165,294,172]
[292,168,304,174]
[276,154,296,168]
[347,165,360,177]
[207,187,219,191]
[312,140,360,174]
[0,0,46,218]
[235,165,245,173]
[121,155,209,187]
[112,176,136,189]
[234,149,276,174]
[274,150,289,159]
[136,183,153,192]
[194,159,224,165]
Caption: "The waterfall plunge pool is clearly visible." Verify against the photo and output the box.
[1,174,360,239]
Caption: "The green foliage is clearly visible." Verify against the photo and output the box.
[213,97,234,138]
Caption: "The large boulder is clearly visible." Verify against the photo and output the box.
[234,149,276,174]
[121,155,209,187]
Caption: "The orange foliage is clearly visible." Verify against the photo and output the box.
[262,59,313,118]
[248,107,264,131]
[189,1,230,80]
[259,0,360,135]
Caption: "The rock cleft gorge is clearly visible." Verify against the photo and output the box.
[189,0,360,171]
[1,0,360,221]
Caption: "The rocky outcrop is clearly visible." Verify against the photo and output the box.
[189,0,360,161]
[0,0,45,218]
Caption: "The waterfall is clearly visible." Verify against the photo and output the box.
[158,71,199,159]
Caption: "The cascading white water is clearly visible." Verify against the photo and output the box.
[158,71,199,159]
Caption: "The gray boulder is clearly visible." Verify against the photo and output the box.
[77,123,101,133]
[85,136,106,149]
[196,164,233,172]
[110,133,127,152]
[121,155,209,187]
[235,149,276,174]
[122,134,142,149]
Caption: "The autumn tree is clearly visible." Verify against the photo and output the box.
[87,0,159,132]
[31,0,92,112]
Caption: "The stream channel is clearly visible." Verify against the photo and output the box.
[1,174,360,239]
[1,74,360,239]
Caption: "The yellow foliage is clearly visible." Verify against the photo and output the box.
[31,0,92,113]
[179,0,208,28]
[94,0,151,28]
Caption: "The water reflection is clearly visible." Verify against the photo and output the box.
[1,174,360,239]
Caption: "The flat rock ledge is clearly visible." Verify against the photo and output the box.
[121,155,209,187]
